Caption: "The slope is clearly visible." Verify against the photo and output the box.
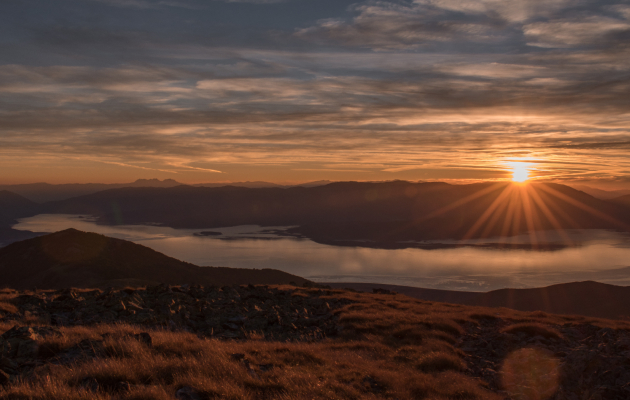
[0,229,308,289]
[609,194,630,209]
[42,181,630,245]
[332,280,630,320]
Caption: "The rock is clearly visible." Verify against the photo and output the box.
[1,285,351,352]
[0,370,10,386]
[80,377,99,392]
[133,332,152,347]
[116,381,131,392]
[1,326,42,361]
[0,357,18,374]
[176,386,205,400]
[258,363,274,372]
[222,323,240,331]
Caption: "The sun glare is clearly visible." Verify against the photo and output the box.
[510,162,531,183]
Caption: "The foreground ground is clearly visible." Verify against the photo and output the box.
[0,284,629,399]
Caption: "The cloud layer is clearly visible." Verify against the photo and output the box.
[0,0,629,185]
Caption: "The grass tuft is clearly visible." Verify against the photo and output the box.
[501,323,563,341]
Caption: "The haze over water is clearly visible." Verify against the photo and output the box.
[13,214,630,292]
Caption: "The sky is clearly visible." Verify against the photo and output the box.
[1,0,629,187]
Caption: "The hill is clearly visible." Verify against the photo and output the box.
[331,280,630,320]
[609,194,630,208]
[0,191,44,247]
[0,179,331,203]
[0,190,39,221]
[571,184,630,200]
[0,285,630,399]
[0,229,308,289]
[42,181,630,246]
[0,179,184,203]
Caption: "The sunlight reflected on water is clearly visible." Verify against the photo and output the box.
[12,214,630,292]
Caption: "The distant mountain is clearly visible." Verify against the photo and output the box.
[0,190,39,220]
[0,179,185,203]
[0,229,309,289]
[609,194,630,209]
[129,178,181,187]
[0,179,335,202]
[193,181,333,188]
[293,180,333,188]
[330,281,630,320]
[194,181,283,188]
[0,191,44,246]
[42,181,630,246]
[570,185,630,200]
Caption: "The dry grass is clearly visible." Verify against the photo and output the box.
[1,287,629,399]
[501,323,563,341]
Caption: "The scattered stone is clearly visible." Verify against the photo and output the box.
[1,285,349,343]
[79,377,100,392]
[459,318,630,398]
[176,386,205,400]
[133,332,152,347]
[116,381,131,392]
[0,370,10,386]
[362,375,384,394]
[258,363,274,372]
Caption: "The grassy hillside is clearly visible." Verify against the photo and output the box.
[0,229,308,289]
[0,285,629,399]
[330,281,630,320]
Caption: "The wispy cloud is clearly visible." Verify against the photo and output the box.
[0,0,628,186]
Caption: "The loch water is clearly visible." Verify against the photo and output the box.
[13,214,630,292]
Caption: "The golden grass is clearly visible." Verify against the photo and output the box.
[1,287,629,399]
[501,323,563,341]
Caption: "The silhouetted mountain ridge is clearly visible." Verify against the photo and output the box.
[0,229,308,289]
[610,194,630,209]
[42,181,630,246]
[0,191,39,220]
[0,179,332,203]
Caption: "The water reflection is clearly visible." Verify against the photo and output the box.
[13,214,630,292]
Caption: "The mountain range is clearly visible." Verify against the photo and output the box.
[0,191,43,245]
[0,179,332,203]
[2,228,630,320]
[570,185,630,200]
[0,229,308,289]
[38,181,630,247]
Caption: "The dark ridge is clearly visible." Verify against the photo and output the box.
[41,181,630,245]
[0,190,45,246]
[325,282,480,304]
[609,194,630,208]
[472,281,630,320]
[0,229,309,290]
[0,190,39,219]
[331,281,630,320]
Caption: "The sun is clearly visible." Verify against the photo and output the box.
[511,163,530,183]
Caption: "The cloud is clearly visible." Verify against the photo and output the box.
[524,17,630,48]
[1,0,630,184]
[87,0,201,9]
[296,1,508,50]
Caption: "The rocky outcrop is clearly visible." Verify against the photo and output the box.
[460,317,630,400]
[7,284,347,341]
[0,284,349,384]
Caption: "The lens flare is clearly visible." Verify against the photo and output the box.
[501,348,559,400]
